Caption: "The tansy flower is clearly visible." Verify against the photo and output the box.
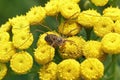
[58,20,81,36]
[93,16,114,37]
[45,0,59,16]
[9,15,30,34]
[59,1,80,19]
[113,20,120,34]
[0,41,16,63]
[103,7,120,21]
[26,6,46,25]
[82,40,106,61]
[72,0,80,3]
[59,0,80,4]
[0,63,7,80]
[10,51,33,74]
[59,36,86,59]
[0,32,10,42]
[39,62,57,80]
[90,0,108,6]
[13,32,33,50]
[80,58,104,80]
[0,21,11,32]
[37,31,60,47]
[34,44,55,65]
[57,59,80,80]
[101,32,120,54]
[77,9,101,28]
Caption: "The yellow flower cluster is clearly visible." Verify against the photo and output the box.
[45,0,80,18]
[77,7,120,37]
[39,58,104,80]
[1,0,120,80]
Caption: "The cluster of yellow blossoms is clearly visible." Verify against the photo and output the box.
[0,0,120,80]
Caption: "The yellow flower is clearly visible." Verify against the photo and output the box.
[13,32,33,49]
[94,16,114,37]
[59,36,86,59]
[103,7,120,21]
[0,21,11,32]
[37,31,60,47]
[81,58,104,80]
[90,0,108,6]
[57,59,80,80]
[72,0,80,3]
[59,1,80,19]
[51,0,80,3]
[0,32,10,42]
[10,51,33,74]
[34,44,55,65]
[0,63,7,80]
[58,20,81,36]
[45,0,59,16]
[26,6,46,25]
[101,32,120,54]
[59,0,80,4]
[113,20,120,34]
[39,62,57,80]
[0,41,16,63]
[9,15,30,34]
[77,9,101,28]
[82,40,106,61]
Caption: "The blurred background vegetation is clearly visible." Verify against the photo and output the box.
[0,0,49,25]
[0,0,120,80]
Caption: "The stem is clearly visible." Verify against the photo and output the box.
[85,28,92,40]
[110,54,117,80]
[103,54,117,80]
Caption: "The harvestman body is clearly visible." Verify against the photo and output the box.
[44,34,65,48]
